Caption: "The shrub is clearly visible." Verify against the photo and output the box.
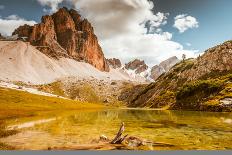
[176,80,223,100]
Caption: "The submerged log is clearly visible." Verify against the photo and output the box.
[111,122,127,144]
[52,122,176,150]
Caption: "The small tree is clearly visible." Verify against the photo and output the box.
[182,54,186,62]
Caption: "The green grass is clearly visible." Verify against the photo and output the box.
[0,87,105,120]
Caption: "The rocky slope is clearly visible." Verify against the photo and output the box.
[33,77,138,106]
[13,7,109,72]
[119,40,232,112]
[150,56,179,80]
[0,41,142,84]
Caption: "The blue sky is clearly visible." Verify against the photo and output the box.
[153,0,232,52]
[0,0,232,65]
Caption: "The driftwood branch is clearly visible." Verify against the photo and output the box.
[111,122,127,144]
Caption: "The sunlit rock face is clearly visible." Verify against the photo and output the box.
[13,7,109,72]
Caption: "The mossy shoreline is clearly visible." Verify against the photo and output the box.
[0,87,105,150]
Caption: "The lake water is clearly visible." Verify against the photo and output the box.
[2,109,232,150]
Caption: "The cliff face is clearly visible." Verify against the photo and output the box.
[119,41,232,112]
[13,7,109,72]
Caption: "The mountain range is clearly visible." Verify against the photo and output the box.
[0,7,231,112]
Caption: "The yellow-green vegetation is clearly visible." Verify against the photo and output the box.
[172,58,195,74]
[154,59,195,90]
[175,74,232,111]
[0,121,17,150]
[37,81,66,97]
[0,87,105,150]
[68,84,102,103]
[38,81,103,103]
[0,87,104,121]
[205,75,232,105]
[12,81,28,87]
[149,91,175,109]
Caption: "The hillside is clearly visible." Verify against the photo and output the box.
[119,40,232,112]
[0,41,144,84]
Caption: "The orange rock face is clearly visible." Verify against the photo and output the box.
[13,7,109,72]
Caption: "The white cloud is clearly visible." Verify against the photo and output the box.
[101,32,197,66]
[0,5,4,10]
[36,0,198,66]
[37,0,64,13]
[146,12,169,34]
[173,14,199,33]
[0,15,36,36]
[68,0,197,66]
[5,15,21,20]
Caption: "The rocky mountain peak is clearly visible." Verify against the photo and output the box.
[125,59,148,74]
[160,56,180,71]
[12,7,109,72]
[150,56,180,80]
[107,58,122,69]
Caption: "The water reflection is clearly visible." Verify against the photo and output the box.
[2,109,232,150]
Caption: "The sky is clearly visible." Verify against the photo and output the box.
[0,0,232,66]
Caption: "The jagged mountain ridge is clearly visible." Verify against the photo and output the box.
[119,40,232,112]
[120,57,179,81]
[107,58,122,69]
[13,7,109,72]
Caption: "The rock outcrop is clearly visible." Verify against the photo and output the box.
[107,58,122,69]
[160,56,180,71]
[150,56,179,80]
[125,59,148,74]
[150,65,165,80]
[13,7,109,72]
[179,41,232,81]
